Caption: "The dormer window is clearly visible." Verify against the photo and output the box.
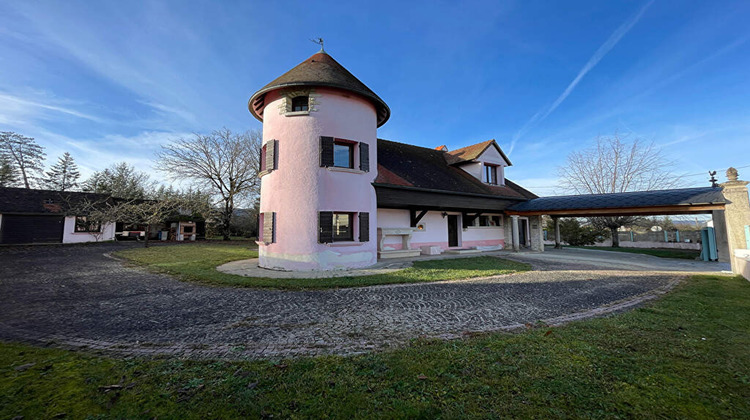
[291,96,309,112]
[484,164,498,185]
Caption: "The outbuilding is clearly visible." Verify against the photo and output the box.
[0,187,117,245]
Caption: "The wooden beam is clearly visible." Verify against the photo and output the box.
[410,209,428,227]
[507,204,725,217]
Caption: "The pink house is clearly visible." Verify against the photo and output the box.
[249,49,544,271]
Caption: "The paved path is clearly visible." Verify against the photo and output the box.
[506,247,731,273]
[0,244,700,359]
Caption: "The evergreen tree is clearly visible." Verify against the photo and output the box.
[43,152,80,191]
[0,131,46,189]
[82,162,155,199]
[0,156,18,187]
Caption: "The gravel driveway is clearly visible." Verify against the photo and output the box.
[0,243,682,359]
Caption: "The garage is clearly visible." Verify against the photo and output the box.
[0,214,65,244]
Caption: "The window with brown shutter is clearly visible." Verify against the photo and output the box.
[359,212,369,242]
[320,137,334,167]
[318,211,333,243]
[359,142,369,172]
[332,212,354,241]
[262,212,275,243]
[259,143,267,172]
[266,139,277,171]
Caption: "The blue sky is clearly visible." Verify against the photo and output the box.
[1,0,748,195]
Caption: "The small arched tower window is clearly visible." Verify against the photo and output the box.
[291,96,309,112]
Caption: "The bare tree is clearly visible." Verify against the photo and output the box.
[558,132,681,247]
[43,152,81,191]
[157,128,262,240]
[0,131,46,189]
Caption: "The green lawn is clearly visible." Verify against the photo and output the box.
[114,243,531,289]
[568,245,701,260]
[2,274,749,418]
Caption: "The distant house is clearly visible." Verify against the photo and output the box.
[0,187,209,245]
[0,187,117,245]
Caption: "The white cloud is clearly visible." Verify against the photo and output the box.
[509,0,654,154]
[0,91,104,124]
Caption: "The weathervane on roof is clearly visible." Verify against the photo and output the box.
[709,170,718,187]
[311,37,325,53]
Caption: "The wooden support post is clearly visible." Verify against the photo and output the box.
[409,209,428,227]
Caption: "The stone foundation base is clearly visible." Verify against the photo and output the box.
[378,249,421,259]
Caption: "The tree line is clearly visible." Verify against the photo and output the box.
[1,129,262,241]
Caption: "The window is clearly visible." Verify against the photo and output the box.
[260,212,276,244]
[333,212,354,241]
[74,216,101,233]
[333,141,354,169]
[472,215,502,227]
[259,140,277,175]
[319,211,368,243]
[291,96,309,112]
[484,164,498,185]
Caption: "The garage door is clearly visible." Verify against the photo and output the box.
[0,215,65,244]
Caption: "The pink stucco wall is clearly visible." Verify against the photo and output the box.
[258,87,378,270]
[376,209,505,251]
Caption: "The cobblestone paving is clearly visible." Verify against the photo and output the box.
[0,244,681,359]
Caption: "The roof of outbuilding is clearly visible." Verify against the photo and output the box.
[374,139,535,200]
[507,187,725,213]
[249,51,391,127]
[0,187,117,214]
[445,139,512,166]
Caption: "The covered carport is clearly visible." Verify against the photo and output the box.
[507,173,750,277]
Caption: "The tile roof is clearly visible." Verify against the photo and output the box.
[375,139,535,200]
[508,187,725,213]
[0,187,116,214]
[249,51,390,127]
[445,139,512,166]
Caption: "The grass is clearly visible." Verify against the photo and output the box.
[2,274,749,418]
[114,243,531,289]
[568,245,701,260]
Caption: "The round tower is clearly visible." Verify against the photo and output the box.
[248,49,390,271]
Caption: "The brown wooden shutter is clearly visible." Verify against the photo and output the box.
[320,136,334,167]
[359,142,369,172]
[267,140,277,170]
[358,212,370,242]
[318,211,333,243]
[263,212,275,243]
[259,143,267,173]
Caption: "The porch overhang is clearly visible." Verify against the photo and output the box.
[374,184,525,213]
[506,187,726,217]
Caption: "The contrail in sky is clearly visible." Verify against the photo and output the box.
[508,0,654,154]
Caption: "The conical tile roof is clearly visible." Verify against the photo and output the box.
[248,51,390,127]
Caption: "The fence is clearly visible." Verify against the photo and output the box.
[544,229,704,250]
[596,230,702,250]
